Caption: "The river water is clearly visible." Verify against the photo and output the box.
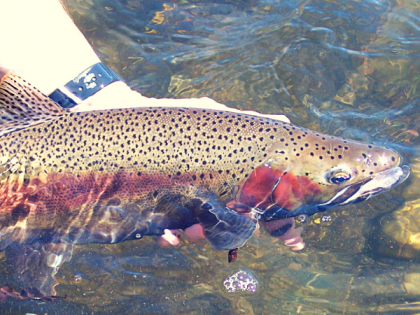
[2,0,420,314]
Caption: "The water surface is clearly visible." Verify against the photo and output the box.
[2,0,420,313]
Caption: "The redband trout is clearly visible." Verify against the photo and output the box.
[0,75,410,296]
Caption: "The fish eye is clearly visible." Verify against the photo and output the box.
[329,171,351,184]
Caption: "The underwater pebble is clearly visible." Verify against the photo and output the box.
[321,215,332,223]
[296,214,308,223]
[223,269,258,293]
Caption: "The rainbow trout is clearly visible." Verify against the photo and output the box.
[0,75,410,296]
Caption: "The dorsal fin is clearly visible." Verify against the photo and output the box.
[0,74,65,137]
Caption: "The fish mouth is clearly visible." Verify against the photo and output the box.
[320,165,410,208]
[259,165,410,220]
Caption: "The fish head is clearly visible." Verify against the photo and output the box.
[234,128,410,220]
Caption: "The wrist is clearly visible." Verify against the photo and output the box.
[49,63,121,108]
[69,82,149,112]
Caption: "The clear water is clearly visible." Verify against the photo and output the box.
[2,0,420,313]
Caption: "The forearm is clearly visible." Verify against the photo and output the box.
[0,0,99,95]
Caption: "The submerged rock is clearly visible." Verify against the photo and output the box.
[223,269,259,293]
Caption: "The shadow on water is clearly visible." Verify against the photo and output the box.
[2,0,420,313]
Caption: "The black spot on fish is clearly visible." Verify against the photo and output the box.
[11,204,30,225]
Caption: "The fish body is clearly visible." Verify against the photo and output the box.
[0,75,410,296]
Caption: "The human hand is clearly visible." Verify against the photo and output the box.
[71,81,290,123]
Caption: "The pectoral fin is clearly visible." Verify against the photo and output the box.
[5,242,73,296]
[195,201,256,251]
